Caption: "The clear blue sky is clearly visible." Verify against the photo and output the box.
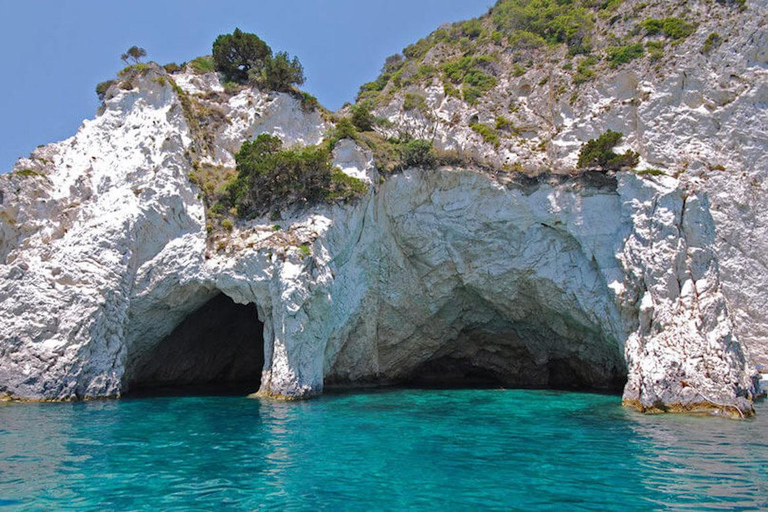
[0,0,491,172]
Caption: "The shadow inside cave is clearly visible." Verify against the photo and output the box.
[123,293,264,397]
[400,324,628,393]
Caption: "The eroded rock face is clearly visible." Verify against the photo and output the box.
[372,0,768,369]
[0,27,762,416]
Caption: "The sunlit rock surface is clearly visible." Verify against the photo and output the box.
[1,0,766,416]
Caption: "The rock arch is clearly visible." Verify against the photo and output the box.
[122,292,264,395]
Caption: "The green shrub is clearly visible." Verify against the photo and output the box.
[118,62,151,78]
[464,68,497,89]
[702,32,722,54]
[640,17,697,40]
[402,139,436,168]
[190,56,215,74]
[14,168,46,178]
[96,80,115,100]
[442,55,494,83]
[646,41,665,61]
[351,101,375,131]
[636,168,664,176]
[639,18,663,35]
[358,73,392,101]
[163,62,182,74]
[261,51,305,91]
[299,91,319,112]
[210,29,306,92]
[221,219,234,231]
[382,54,405,74]
[513,64,527,77]
[212,28,271,82]
[403,92,427,112]
[463,86,484,105]
[327,169,368,201]
[573,55,598,84]
[442,56,497,105]
[227,134,325,216]
[121,46,147,64]
[495,116,519,135]
[470,123,501,147]
[577,130,639,170]
[600,0,624,11]
[226,134,367,217]
[409,65,438,85]
[607,43,644,68]
[460,19,484,39]
[443,81,461,99]
[492,0,594,52]
[507,30,547,50]
[403,37,434,60]
[661,18,697,40]
[327,118,357,149]
[298,244,311,257]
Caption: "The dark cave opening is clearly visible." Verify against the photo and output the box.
[125,293,264,397]
[401,325,627,393]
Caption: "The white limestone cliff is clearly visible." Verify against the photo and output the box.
[371,0,768,369]
[0,0,766,416]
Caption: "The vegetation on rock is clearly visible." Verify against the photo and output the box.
[577,131,639,171]
[121,46,147,65]
[350,0,670,112]
[702,32,722,54]
[492,0,596,54]
[224,134,366,218]
[350,102,376,131]
[96,80,115,101]
[441,55,497,105]
[640,17,697,40]
[607,43,644,68]
[212,29,271,83]
[573,56,598,84]
[261,52,305,92]
[401,139,436,168]
[470,122,501,147]
[212,28,304,91]
[403,92,428,113]
[190,56,216,74]
[163,62,182,74]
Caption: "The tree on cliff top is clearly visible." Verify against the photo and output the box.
[212,28,272,83]
[260,51,305,92]
[121,46,147,65]
[212,29,305,91]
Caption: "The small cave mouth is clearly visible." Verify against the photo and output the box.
[124,293,264,397]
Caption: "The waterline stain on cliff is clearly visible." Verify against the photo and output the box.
[123,294,264,396]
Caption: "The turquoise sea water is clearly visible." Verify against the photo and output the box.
[0,389,766,510]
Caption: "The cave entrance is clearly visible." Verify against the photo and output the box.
[125,293,264,396]
[397,299,627,393]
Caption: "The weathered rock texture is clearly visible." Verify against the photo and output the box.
[371,0,768,370]
[0,0,765,416]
